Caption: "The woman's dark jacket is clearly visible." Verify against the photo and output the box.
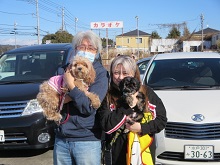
[98,85,167,165]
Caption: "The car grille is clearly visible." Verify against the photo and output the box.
[165,122,220,140]
[0,100,28,118]
[157,151,220,162]
[0,132,28,145]
[0,101,29,144]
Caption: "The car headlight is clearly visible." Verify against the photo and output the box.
[22,99,43,116]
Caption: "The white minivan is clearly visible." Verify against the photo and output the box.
[142,52,220,165]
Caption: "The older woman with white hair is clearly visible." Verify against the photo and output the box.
[98,55,167,165]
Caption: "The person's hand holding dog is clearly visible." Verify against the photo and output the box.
[62,66,75,104]
[125,120,142,133]
[63,66,75,91]
[61,66,75,104]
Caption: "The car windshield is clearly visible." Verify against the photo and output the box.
[144,58,220,88]
[0,50,66,82]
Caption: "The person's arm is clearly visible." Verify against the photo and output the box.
[98,96,134,134]
[140,86,167,135]
[67,67,109,115]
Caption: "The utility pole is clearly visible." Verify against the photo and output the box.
[106,28,108,60]
[122,28,124,54]
[75,17,78,34]
[14,21,17,48]
[135,16,139,59]
[61,7,64,31]
[36,0,40,44]
[201,13,204,52]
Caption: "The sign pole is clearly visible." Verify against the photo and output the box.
[106,28,108,60]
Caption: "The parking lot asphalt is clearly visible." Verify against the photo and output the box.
[0,148,53,165]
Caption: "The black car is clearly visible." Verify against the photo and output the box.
[0,43,74,149]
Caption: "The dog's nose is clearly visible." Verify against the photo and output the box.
[78,67,82,71]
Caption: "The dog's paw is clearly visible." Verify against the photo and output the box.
[46,114,62,122]
[74,80,87,92]
[123,128,130,133]
[86,92,101,109]
[91,100,101,109]
[91,98,101,109]
[52,114,62,122]
[43,110,62,122]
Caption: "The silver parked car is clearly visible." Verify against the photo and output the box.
[142,52,220,165]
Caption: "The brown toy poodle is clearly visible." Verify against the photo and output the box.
[36,55,101,122]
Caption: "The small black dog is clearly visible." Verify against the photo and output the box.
[118,76,146,125]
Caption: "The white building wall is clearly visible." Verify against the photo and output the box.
[182,41,212,52]
[151,39,178,52]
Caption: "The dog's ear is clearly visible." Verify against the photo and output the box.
[62,63,70,72]
[87,61,96,84]
[119,78,126,92]
[133,77,141,91]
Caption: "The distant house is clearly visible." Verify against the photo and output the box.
[212,32,220,48]
[191,27,220,41]
[181,41,211,52]
[115,28,220,54]
[179,28,220,52]
[115,29,151,53]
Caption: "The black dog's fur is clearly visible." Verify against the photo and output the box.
[118,76,146,125]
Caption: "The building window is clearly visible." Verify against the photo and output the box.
[136,38,142,44]
[127,38,129,43]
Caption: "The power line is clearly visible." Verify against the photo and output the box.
[0,10,31,15]
[1,0,90,35]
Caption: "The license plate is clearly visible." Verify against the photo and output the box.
[184,145,214,160]
[0,130,5,142]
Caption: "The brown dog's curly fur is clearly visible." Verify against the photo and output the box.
[37,55,101,122]
[37,81,61,121]
[69,56,101,109]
